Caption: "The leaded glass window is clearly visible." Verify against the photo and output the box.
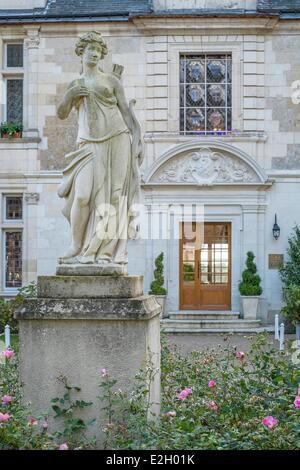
[180,54,232,135]
[5,231,22,288]
[5,196,23,220]
[6,79,23,123]
[6,44,23,68]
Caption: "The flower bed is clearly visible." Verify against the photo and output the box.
[0,334,299,450]
[104,334,300,450]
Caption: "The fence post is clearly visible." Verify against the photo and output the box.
[275,314,280,340]
[279,323,285,351]
[5,324,10,349]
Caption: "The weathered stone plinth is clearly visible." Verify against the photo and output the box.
[16,273,161,448]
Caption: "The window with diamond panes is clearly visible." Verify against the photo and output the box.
[5,196,23,220]
[6,79,23,123]
[180,54,232,135]
[6,44,23,68]
[5,231,22,288]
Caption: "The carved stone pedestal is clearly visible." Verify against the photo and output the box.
[16,273,161,448]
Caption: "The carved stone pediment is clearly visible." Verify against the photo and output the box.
[150,147,259,185]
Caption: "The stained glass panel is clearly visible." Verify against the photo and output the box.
[186,108,205,132]
[207,109,226,131]
[7,79,23,123]
[6,44,23,68]
[207,84,226,107]
[186,59,205,83]
[186,85,205,107]
[206,59,226,83]
[5,232,22,288]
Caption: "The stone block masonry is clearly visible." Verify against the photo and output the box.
[16,273,161,448]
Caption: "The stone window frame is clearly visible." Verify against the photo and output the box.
[179,53,232,135]
[0,192,24,294]
[0,39,24,125]
[168,41,243,134]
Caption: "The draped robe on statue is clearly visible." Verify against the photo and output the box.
[57,77,140,264]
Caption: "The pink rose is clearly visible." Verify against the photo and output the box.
[59,443,69,450]
[2,349,15,360]
[262,416,278,429]
[294,396,300,410]
[207,400,218,411]
[177,387,192,400]
[208,380,216,389]
[28,417,38,426]
[42,419,48,429]
[101,368,108,378]
[165,411,176,417]
[1,395,13,405]
[236,351,245,360]
[0,412,11,422]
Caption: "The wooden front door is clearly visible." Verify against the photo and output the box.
[180,222,231,310]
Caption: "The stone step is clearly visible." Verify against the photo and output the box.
[161,319,262,330]
[162,326,275,334]
[169,311,240,320]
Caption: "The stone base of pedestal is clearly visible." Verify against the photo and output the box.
[16,274,161,449]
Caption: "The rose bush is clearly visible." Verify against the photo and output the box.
[103,334,300,450]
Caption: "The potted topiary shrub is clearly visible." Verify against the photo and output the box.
[0,122,23,139]
[239,251,262,319]
[279,225,300,339]
[149,252,167,318]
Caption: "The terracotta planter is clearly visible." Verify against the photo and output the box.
[13,131,22,138]
[241,296,260,320]
[1,131,22,139]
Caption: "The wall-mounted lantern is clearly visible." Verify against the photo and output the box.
[273,214,280,240]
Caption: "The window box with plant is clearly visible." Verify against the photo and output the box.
[0,122,23,139]
[149,252,167,319]
[279,225,300,339]
[239,251,262,320]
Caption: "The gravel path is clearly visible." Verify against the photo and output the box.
[165,333,296,355]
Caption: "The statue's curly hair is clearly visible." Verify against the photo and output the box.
[75,31,108,58]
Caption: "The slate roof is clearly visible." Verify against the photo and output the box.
[0,0,153,23]
[1,0,300,24]
[40,0,152,17]
[257,1,300,13]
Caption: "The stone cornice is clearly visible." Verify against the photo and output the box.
[131,15,279,33]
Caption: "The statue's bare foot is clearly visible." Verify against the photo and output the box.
[61,244,81,260]
[97,258,111,265]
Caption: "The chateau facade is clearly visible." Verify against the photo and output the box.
[1,0,300,331]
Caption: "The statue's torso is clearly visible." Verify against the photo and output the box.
[76,73,127,143]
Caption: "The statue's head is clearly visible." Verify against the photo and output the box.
[75,31,108,66]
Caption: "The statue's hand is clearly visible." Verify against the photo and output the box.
[65,85,90,102]
[132,135,144,166]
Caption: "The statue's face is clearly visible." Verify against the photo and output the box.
[83,43,103,66]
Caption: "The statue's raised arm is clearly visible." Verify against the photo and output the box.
[57,31,142,268]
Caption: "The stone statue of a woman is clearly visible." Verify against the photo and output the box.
[57,32,143,267]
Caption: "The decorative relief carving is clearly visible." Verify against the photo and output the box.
[25,193,40,205]
[25,30,40,49]
[151,148,258,184]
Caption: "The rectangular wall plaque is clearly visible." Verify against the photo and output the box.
[269,254,284,270]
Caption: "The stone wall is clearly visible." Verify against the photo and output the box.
[264,34,300,169]
[0,16,300,318]
[153,0,257,10]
